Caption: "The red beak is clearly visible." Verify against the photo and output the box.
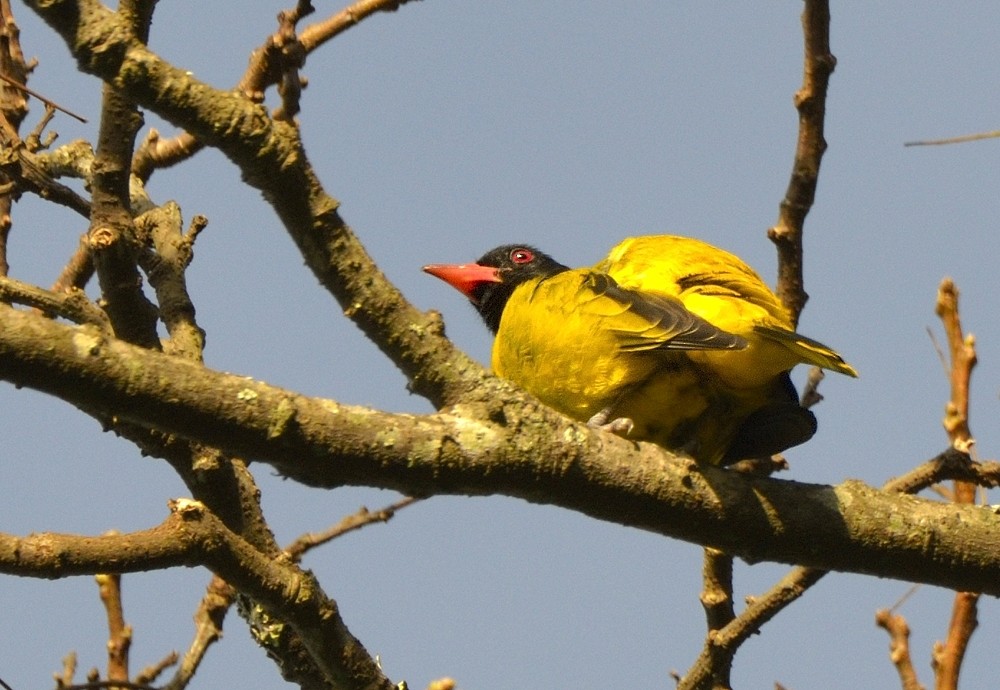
[423,263,502,302]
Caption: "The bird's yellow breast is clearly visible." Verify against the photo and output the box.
[492,272,651,418]
[491,271,730,457]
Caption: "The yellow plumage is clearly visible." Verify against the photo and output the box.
[596,236,858,389]
[424,236,856,464]
[491,270,734,453]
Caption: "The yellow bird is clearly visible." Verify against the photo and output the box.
[424,235,856,464]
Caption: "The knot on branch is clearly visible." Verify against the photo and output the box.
[169,497,207,519]
[77,11,131,77]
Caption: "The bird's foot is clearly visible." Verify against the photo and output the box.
[587,408,634,437]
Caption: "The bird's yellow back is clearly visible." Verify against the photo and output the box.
[596,236,857,389]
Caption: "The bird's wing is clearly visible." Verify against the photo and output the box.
[675,270,790,321]
[574,272,747,353]
[596,235,794,326]
[594,236,857,377]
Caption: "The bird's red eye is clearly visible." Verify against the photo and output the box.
[510,248,534,264]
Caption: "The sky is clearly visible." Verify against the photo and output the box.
[3,1,1000,688]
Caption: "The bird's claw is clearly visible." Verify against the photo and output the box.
[587,408,635,437]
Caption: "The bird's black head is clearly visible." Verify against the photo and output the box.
[423,245,568,333]
[472,245,568,331]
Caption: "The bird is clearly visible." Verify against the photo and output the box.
[423,235,856,464]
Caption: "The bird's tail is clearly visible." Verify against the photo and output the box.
[754,325,859,377]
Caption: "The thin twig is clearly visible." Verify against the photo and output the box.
[50,233,96,294]
[55,652,78,688]
[678,566,828,690]
[926,325,949,377]
[299,0,420,53]
[137,0,419,179]
[131,129,203,182]
[161,576,233,690]
[24,102,58,151]
[56,682,158,690]
[95,571,131,686]
[875,609,925,690]
[0,72,87,122]
[693,548,736,689]
[799,366,825,409]
[285,496,421,562]
[767,0,835,324]
[904,130,1000,147]
[700,547,735,633]
[935,280,976,446]
[133,651,178,686]
[931,278,980,690]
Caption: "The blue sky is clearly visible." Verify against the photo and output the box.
[3,2,1000,688]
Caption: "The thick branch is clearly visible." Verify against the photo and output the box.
[0,510,199,576]
[2,306,1000,594]
[85,0,159,347]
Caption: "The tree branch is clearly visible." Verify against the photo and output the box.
[0,274,111,330]
[1,305,1000,594]
[768,0,835,323]
[134,202,205,360]
[0,0,32,278]
[285,496,421,562]
[932,278,980,690]
[86,0,159,349]
[298,0,422,53]
[95,571,132,684]
[132,0,421,180]
[162,576,232,690]
[876,608,925,690]
[23,0,480,410]
[0,500,395,690]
